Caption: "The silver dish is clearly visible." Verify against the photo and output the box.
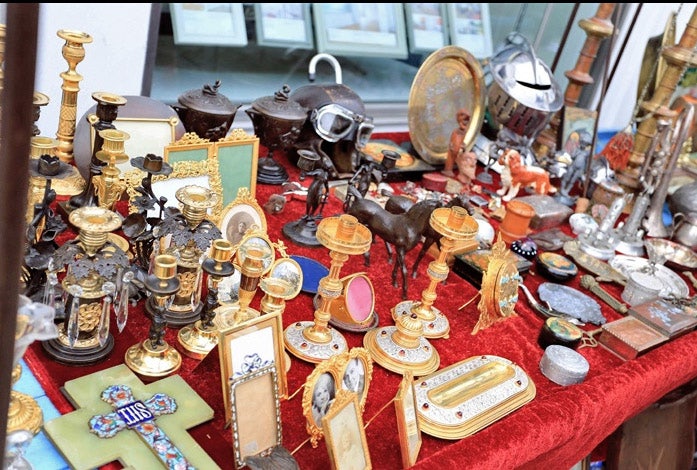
[538,283,606,326]
[643,238,697,270]
[609,254,689,299]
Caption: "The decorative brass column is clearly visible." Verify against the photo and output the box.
[616,6,697,198]
[534,3,616,158]
[392,206,478,339]
[54,29,92,163]
[284,214,371,364]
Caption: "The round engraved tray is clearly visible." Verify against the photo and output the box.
[609,255,689,299]
[414,355,535,440]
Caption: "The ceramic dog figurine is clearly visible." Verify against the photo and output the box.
[497,148,556,202]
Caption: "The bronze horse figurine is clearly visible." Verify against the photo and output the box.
[384,193,474,279]
[344,185,440,299]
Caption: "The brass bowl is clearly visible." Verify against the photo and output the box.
[644,238,697,270]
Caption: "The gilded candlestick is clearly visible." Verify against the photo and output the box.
[285,214,371,363]
[392,206,478,339]
[54,30,92,164]
[93,128,129,210]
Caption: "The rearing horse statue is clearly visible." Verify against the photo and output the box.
[344,185,440,299]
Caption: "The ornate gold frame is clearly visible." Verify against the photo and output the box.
[322,390,372,470]
[220,187,267,249]
[395,371,421,468]
[229,364,282,469]
[301,348,373,448]
[218,309,287,427]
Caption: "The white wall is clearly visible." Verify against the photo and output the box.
[26,3,697,137]
[33,3,151,139]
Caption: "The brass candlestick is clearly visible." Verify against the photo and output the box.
[93,128,129,210]
[214,231,275,328]
[159,185,221,327]
[284,214,371,364]
[178,239,235,359]
[125,254,183,378]
[42,206,129,365]
[54,29,92,164]
[392,206,478,339]
[26,136,60,225]
[258,257,303,318]
[68,91,127,210]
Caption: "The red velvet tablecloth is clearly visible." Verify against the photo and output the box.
[25,133,697,469]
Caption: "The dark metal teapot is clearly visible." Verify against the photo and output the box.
[245,85,308,156]
[172,80,241,141]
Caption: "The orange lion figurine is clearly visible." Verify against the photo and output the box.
[496,148,556,202]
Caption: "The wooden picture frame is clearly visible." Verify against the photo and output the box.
[214,129,260,208]
[91,114,179,174]
[322,390,372,470]
[229,364,282,469]
[218,309,287,427]
[395,371,421,468]
[301,347,372,447]
[254,3,314,49]
[220,187,267,248]
[170,3,248,47]
[404,3,448,54]
[446,3,493,60]
[312,3,409,59]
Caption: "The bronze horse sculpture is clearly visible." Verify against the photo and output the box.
[343,185,440,299]
[384,193,475,279]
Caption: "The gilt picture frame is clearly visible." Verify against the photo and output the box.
[395,371,421,468]
[322,390,372,470]
[214,129,260,208]
[229,364,282,469]
[218,310,287,427]
[219,187,267,248]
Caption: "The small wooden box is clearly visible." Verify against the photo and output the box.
[597,316,669,361]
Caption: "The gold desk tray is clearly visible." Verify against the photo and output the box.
[414,355,535,440]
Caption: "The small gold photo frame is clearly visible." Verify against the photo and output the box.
[214,129,260,207]
[230,364,282,469]
[220,187,267,248]
[322,390,372,470]
[302,348,373,447]
[395,371,421,468]
[218,310,287,427]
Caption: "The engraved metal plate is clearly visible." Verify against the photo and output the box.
[414,355,535,440]
[538,283,606,326]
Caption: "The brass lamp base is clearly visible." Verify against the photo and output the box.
[363,325,440,376]
[124,339,181,379]
[177,321,218,360]
[7,365,43,435]
[283,320,348,364]
[392,300,450,339]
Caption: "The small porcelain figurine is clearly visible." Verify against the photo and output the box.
[497,148,556,202]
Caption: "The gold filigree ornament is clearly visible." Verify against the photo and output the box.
[472,234,521,334]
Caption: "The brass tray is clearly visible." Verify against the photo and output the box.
[363,140,416,168]
[407,46,486,165]
[414,355,535,440]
